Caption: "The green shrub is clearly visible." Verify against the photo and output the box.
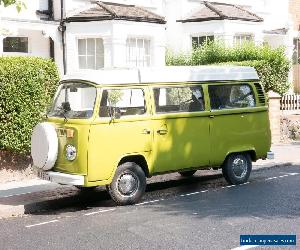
[220,60,290,94]
[166,42,291,95]
[0,57,59,154]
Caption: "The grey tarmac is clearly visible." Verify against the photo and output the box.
[0,164,299,250]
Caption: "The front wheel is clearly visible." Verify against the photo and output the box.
[222,153,252,185]
[108,162,146,205]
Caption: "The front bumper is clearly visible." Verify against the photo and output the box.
[38,170,84,186]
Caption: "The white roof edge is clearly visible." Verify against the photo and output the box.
[62,66,259,85]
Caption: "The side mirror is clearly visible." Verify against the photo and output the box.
[62,102,71,112]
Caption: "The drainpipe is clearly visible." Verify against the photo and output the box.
[59,0,67,75]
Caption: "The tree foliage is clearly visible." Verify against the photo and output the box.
[166,42,291,95]
[0,57,59,154]
[0,0,25,12]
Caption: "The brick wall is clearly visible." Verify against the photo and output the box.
[289,0,300,30]
[269,92,282,144]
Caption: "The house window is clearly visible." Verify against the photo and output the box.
[78,38,104,70]
[192,36,214,49]
[126,38,151,67]
[3,37,28,53]
[234,34,253,45]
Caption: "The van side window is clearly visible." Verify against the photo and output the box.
[153,86,205,113]
[208,84,255,110]
[99,88,146,117]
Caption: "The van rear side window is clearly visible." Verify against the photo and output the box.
[153,86,205,113]
[208,84,255,110]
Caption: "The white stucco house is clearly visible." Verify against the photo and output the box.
[0,0,298,88]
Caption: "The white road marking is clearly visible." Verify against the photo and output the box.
[231,245,258,250]
[265,176,278,180]
[265,172,299,181]
[84,208,116,216]
[180,190,208,197]
[288,172,299,176]
[239,182,250,186]
[278,174,289,178]
[2,191,39,198]
[26,220,59,228]
[135,199,163,206]
[184,191,200,196]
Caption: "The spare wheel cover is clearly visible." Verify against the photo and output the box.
[31,122,58,170]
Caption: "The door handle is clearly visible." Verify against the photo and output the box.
[209,115,215,118]
[157,129,168,135]
[142,129,151,135]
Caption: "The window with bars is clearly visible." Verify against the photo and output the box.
[3,37,28,53]
[78,38,104,70]
[234,34,253,46]
[126,38,151,67]
[192,36,214,49]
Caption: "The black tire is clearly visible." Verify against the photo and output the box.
[75,186,97,192]
[108,162,146,205]
[179,170,197,177]
[222,153,252,185]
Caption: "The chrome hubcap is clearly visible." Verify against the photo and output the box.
[232,157,247,178]
[117,173,138,196]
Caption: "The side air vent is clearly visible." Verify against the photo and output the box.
[254,83,266,105]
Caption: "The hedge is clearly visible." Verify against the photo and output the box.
[0,57,59,154]
[166,42,291,94]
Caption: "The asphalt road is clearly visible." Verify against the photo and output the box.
[0,165,299,250]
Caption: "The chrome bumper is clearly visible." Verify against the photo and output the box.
[38,170,84,186]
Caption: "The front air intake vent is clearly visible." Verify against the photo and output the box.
[254,83,266,105]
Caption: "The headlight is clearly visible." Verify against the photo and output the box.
[66,145,77,161]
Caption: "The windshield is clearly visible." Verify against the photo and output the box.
[48,82,97,119]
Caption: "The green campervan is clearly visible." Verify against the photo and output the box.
[31,66,272,205]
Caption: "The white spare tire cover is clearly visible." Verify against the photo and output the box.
[31,122,58,170]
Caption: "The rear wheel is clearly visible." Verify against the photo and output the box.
[178,170,197,177]
[222,153,252,185]
[108,162,146,205]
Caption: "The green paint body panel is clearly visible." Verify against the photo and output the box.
[47,81,271,187]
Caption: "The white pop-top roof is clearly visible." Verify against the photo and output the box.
[62,66,259,85]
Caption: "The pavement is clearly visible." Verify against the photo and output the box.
[0,141,299,219]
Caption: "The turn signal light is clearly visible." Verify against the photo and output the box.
[66,129,75,138]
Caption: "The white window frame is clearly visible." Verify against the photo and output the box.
[234,34,253,46]
[126,37,151,67]
[77,37,104,70]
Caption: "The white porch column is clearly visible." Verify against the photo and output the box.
[0,36,3,55]
[111,36,127,68]
[103,37,113,68]
[152,36,166,66]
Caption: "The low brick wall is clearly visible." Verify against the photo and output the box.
[269,91,282,143]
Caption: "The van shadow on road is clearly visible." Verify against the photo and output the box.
[25,171,224,216]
